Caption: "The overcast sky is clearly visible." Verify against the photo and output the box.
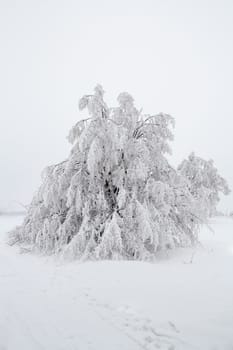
[0,0,233,212]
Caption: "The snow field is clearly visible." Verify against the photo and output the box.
[0,215,233,350]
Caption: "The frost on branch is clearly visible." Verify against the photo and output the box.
[9,86,230,260]
[178,152,230,217]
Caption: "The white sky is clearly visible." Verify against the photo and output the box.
[0,0,233,212]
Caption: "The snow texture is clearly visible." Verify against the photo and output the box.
[1,215,233,350]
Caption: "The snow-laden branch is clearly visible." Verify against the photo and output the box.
[9,85,230,261]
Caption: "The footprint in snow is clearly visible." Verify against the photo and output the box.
[81,292,190,349]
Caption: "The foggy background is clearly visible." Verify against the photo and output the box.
[0,0,233,213]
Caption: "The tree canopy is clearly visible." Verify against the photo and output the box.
[10,85,230,260]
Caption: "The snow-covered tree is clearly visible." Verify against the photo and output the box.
[178,152,230,217]
[9,86,229,260]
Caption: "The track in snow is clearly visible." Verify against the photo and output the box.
[0,215,233,350]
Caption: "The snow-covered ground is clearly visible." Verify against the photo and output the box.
[0,216,233,350]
